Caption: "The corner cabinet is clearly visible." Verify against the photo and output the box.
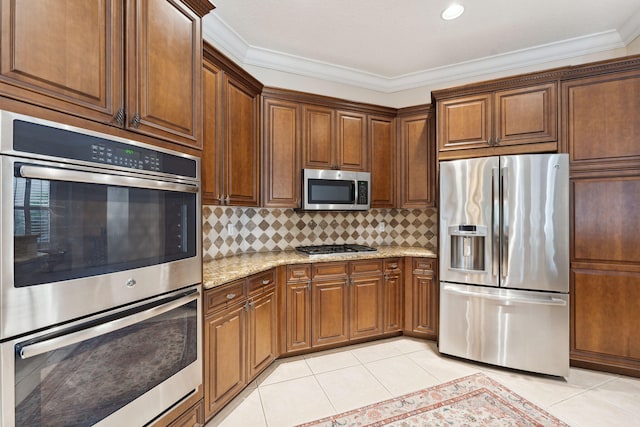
[434,82,558,159]
[0,0,214,149]
[397,106,436,208]
[202,43,263,206]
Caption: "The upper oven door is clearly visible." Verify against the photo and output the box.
[0,155,201,339]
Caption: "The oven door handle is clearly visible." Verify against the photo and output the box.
[18,291,199,360]
[18,164,199,193]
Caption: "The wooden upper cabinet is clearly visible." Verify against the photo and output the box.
[0,0,123,123]
[369,116,396,208]
[398,110,435,208]
[202,59,223,204]
[337,110,368,171]
[563,70,640,167]
[126,0,203,147]
[262,97,301,208]
[302,104,335,169]
[438,94,492,151]
[436,82,558,158]
[0,0,213,149]
[202,43,262,206]
[223,75,260,206]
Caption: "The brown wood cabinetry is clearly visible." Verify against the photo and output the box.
[397,106,436,208]
[0,0,213,149]
[404,258,438,339]
[383,258,403,332]
[262,97,301,207]
[153,397,204,427]
[311,262,350,346]
[564,59,640,378]
[434,82,558,159]
[302,105,368,171]
[283,264,312,353]
[369,115,396,208]
[349,260,384,340]
[202,43,262,206]
[203,270,277,420]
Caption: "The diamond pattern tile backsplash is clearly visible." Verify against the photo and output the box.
[202,206,438,261]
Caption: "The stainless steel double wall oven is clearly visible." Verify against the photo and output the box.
[0,111,202,426]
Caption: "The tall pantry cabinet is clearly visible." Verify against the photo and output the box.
[563,58,640,378]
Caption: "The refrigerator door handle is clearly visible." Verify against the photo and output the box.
[442,285,567,306]
[492,167,500,278]
[501,167,509,281]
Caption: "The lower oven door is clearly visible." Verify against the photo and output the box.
[0,286,201,427]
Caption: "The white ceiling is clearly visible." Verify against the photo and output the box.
[203,0,640,93]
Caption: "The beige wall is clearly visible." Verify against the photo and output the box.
[627,34,640,55]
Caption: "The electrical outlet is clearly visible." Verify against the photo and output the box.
[227,223,235,236]
[377,221,386,232]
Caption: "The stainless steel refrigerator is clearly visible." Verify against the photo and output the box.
[438,153,569,377]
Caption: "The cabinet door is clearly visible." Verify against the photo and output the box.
[337,110,367,171]
[247,289,278,380]
[572,269,640,375]
[223,75,259,206]
[398,112,435,208]
[204,304,246,418]
[369,115,396,208]
[0,0,123,123]
[263,98,300,207]
[563,71,640,165]
[285,282,312,352]
[494,83,557,147]
[349,275,383,339]
[437,94,492,151]
[312,279,349,346]
[202,58,223,205]
[166,400,204,427]
[411,271,438,337]
[383,272,403,332]
[126,0,202,148]
[302,104,335,169]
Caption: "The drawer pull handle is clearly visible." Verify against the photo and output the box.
[293,271,304,277]
[226,293,236,299]
[389,263,398,269]
[262,279,271,285]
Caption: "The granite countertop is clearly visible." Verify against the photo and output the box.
[202,246,437,289]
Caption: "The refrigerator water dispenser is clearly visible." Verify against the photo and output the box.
[449,225,486,271]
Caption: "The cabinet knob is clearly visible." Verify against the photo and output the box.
[488,137,493,146]
[495,137,500,145]
[225,195,231,204]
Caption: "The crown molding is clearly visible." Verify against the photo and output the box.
[202,13,637,94]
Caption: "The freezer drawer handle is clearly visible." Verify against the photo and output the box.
[443,285,566,306]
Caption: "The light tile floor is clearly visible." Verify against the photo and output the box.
[206,337,640,427]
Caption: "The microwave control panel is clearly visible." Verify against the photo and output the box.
[357,180,369,204]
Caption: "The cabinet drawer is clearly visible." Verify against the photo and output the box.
[384,258,402,273]
[287,264,311,282]
[413,258,435,274]
[205,280,246,315]
[350,259,382,275]
[312,262,349,279]
[247,269,276,295]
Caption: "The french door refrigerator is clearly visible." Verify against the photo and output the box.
[438,153,569,377]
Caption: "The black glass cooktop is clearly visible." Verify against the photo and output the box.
[295,244,377,256]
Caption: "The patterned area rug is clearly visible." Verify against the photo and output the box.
[298,373,569,427]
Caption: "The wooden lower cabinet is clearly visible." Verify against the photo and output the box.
[404,258,438,339]
[284,265,312,352]
[204,270,278,421]
[349,262,384,340]
[247,287,277,378]
[312,278,350,346]
[166,400,205,427]
[383,258,403,332]
[204,302,246,418]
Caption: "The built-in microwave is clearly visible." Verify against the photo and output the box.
[301,168,370,211]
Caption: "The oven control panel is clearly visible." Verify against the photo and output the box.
[91,144,160,172]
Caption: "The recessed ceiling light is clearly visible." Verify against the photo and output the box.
[441,4,465,20]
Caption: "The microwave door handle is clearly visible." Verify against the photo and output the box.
[353,180,358,204]
[18,291,199,360]
[18,164,198,193]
